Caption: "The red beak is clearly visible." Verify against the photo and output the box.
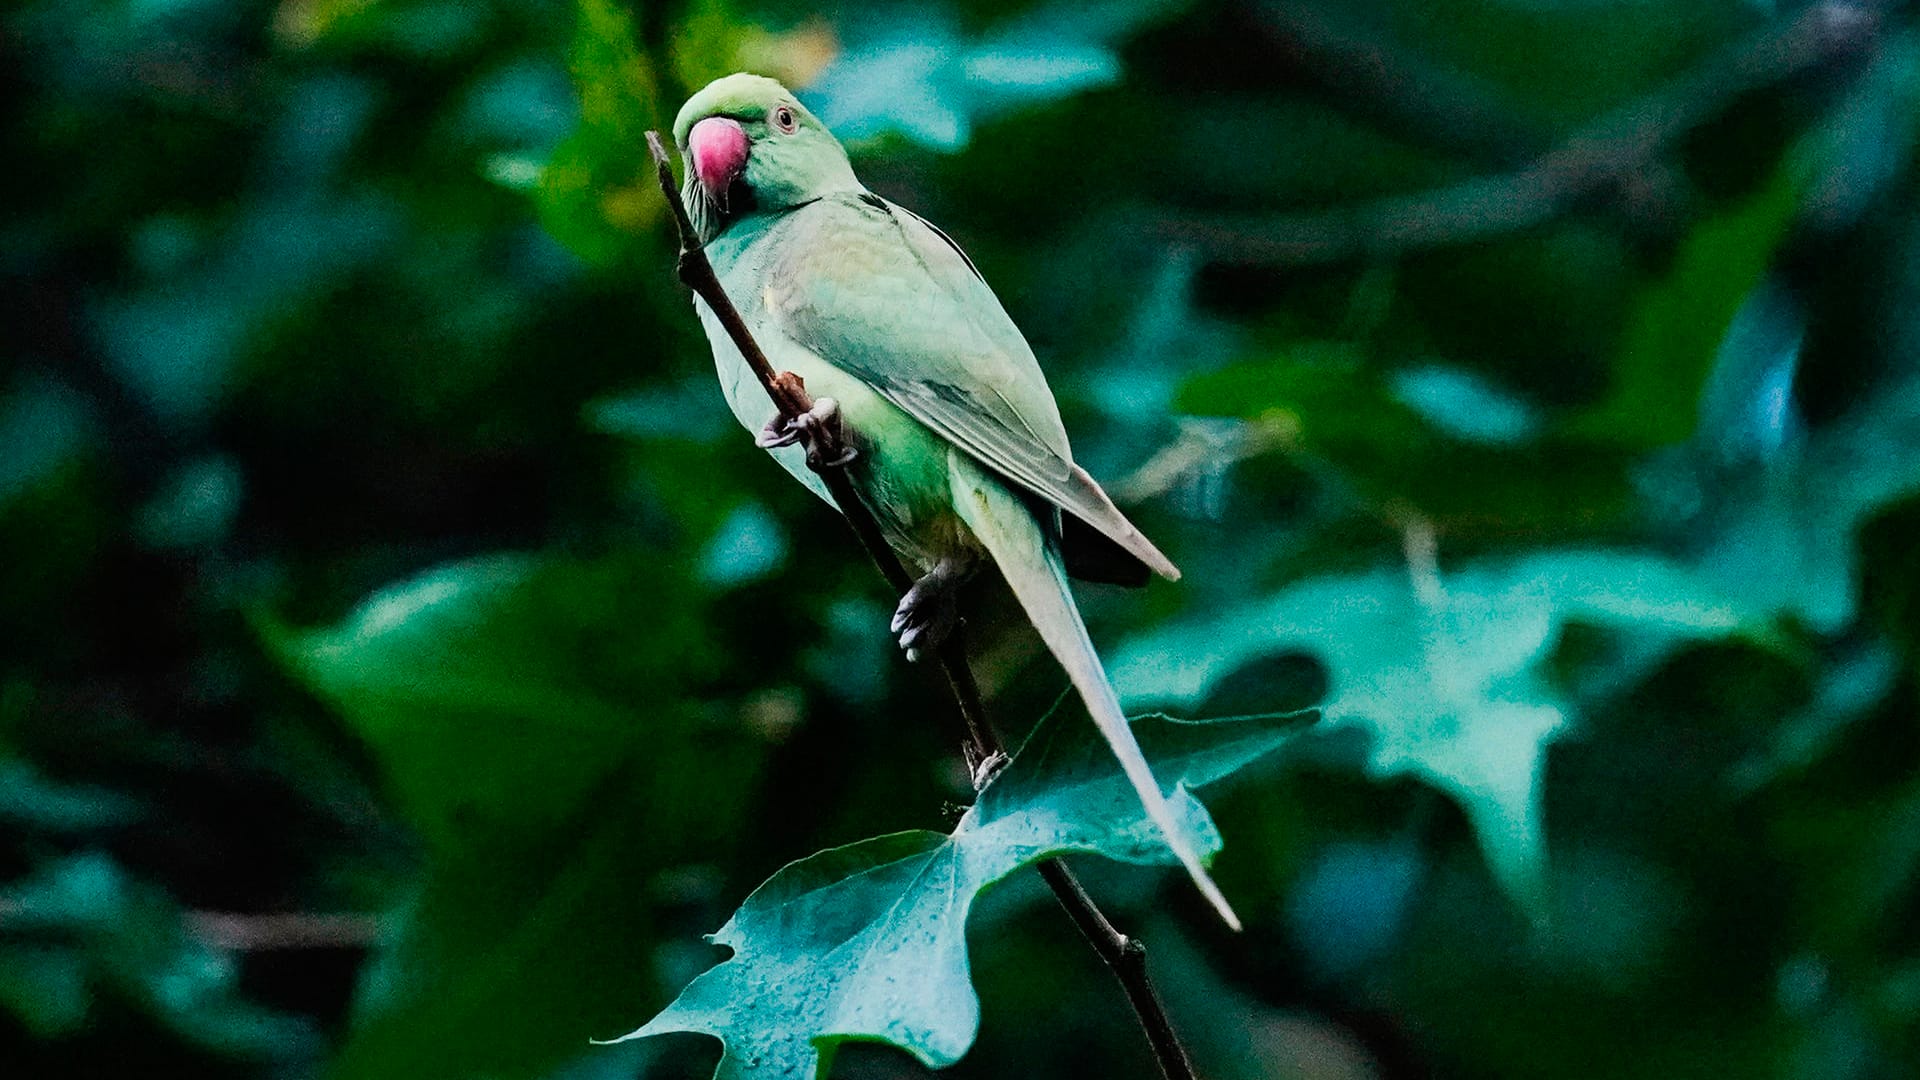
[688,116,749,206]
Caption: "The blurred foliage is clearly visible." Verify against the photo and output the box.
[1113,548,1747,917]
[6,0,1920,1078]
[536,0,664,266]
[272,552,760,1080]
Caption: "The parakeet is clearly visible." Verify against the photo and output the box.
[672,74,1237,929]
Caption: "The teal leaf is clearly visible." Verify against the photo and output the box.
[0,757,141,833]
[134,455,242,550]
[462,60,578,149]
[1110,550,1745,918]
[809,1,1177,150]
[1693,374,1920,632]
[616,707,1315,1079]
[587,380,736,444]
[0,854,317,1053]
[697,502,790,587]
[0,379,95,508]
[1390,365,1540,446]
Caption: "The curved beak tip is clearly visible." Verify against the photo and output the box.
[688,116,749,202]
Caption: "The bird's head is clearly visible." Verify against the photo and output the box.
[672,73,860,243]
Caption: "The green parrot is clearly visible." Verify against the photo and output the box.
[672,73,1236,929]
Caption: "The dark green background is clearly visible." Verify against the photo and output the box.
[6,0,1920,1077]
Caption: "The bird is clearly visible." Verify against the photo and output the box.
[672,73,1236,929]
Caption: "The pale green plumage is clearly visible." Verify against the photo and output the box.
[675,74,1229,927]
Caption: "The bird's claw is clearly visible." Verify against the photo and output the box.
[813,442,858,468]
[893,559,968,662]
[968,750,1010,791]
[755,397,857,468]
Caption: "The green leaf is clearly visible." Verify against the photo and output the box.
[808,1,1179,151]
[1179,343,1436,466]
[668,0,840,94]
[1568,150,1808,446]
[275,0,491,57]
[1111,550,1744,918]
[1177,345,1635,531]
[273,552,764,1080]
[617,707,1315,1079]
[537,0,662,267]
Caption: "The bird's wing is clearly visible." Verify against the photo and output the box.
[766,193,1179,581]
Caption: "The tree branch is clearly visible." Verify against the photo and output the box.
[644,132,1198,1080]
[1165,1,1882,265]
[188,911,382,951]
[1246,0,1554,169]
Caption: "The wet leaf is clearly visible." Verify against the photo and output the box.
[617,707,1314,1078]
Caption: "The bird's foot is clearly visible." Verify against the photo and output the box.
[890,556,972,662]
[755,396,856,468]
[968,749,1010,791]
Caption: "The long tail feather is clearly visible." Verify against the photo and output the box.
[948,453,1239,929]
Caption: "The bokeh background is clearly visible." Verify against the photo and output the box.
[7,0,1920,1076]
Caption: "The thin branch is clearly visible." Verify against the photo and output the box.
[647,135,826,445]
[645,133,1197,1080]
[1035,860,1196,1079]
[189,911,382,951]
[1247,0,1554,168]
[1165,1,1882,265]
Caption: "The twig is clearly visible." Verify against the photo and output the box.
[1165,1,1881,265]
[645,132,1198,1080]
[1247,0,1553,168]
[189,911,382,951]
[1035,860,1195,1078]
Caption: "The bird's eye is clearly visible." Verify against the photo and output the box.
[772,106,797,134]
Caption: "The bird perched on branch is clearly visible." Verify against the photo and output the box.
[672,73,1235,929]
